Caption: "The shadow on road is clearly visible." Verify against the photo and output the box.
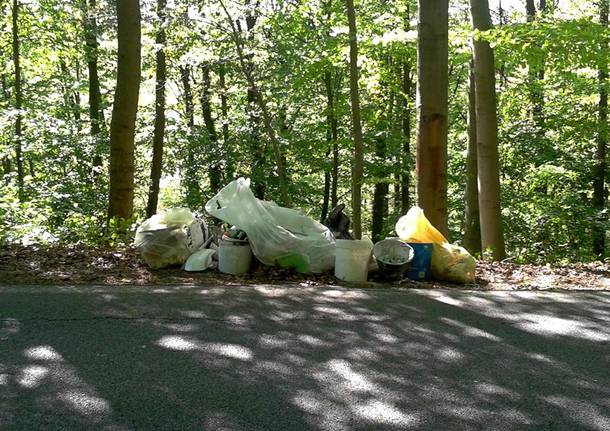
[1,285,609,430]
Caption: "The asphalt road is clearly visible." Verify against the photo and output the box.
[1,284,609,431]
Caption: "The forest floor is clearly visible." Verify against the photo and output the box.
[1,244,609,291]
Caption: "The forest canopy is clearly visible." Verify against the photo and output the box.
[0,0,607,265]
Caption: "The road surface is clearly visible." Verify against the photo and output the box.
[1,284,609,430]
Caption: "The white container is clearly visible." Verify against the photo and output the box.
[218,238,253,275]
[334,239,372,283]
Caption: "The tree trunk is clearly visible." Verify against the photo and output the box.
[200,63,221,194]
[12,0,24,201]
[345,0,365,239]
[218,63,232,180]
[526,0,544,129]
[331,71,341,209]
[321,69,338,222]
[416,0,449,236]
[470,0,505,260]
[401,59,413,215]
[145,0,166,218]
[108,0,141,220]
[179,65,200,206]
[593,0,608,258]
[84,0,106,173]
[463,58,482,255]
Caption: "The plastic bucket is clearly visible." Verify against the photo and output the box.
[335,239,372,283]
[406,243,433,280]
[218,237,253,275]
[373,239,414,281]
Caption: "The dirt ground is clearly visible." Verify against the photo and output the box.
[1,244,609,291]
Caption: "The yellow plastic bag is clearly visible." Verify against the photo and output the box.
[396,207,476,284]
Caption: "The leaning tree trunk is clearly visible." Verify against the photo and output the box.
[108,0,141,220]
[345,0,365,239]
[416,0,449,236]
[84,0,106,174]
[593,0,609,258]
[470,0,505,260]
[218,63,232,180]
[463,57,482,255]
[219,0,289,206]
[12,0,24,201]
[145,0,166,218]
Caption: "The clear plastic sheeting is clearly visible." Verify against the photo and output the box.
[206,178,335,273]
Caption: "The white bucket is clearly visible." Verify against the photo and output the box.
[218,238,253,275]
[334,239,372,283]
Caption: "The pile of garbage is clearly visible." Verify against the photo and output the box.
[134,178,476,285]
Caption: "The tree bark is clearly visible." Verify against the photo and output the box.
[12,0,24,201]
[145,0,166,218]
[526,0,544,129]
[321,69,339,222]
[416,0,449,237]
[470,0,505,260]
[218,63,232,180]
[401,59,413,215]
[108,0,141,220]
[463,57,482,255]
[593,0,608,258]
[179,65,201,206]
[345,0,365,239]
[84,0,106,173]
[200,63,221,194]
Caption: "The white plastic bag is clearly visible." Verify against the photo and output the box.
[205,178,335,273]
[135,209,207,269]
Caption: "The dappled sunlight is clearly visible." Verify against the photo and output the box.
[157,335,253,360]
[157,335,198,351]
[24,345,64,361]
[0,318,20,340]
[17,365,49,388]
[2,284,610,429]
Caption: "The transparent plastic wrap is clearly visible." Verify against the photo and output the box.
[205,178,335,273]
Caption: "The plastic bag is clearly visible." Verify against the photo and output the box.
[205,178,335,273]
[135,209,207,269]
[396,207,476,284]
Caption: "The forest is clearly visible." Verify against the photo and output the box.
[0,0,608,266]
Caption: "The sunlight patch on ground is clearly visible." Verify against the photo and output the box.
[353,400,419,426]
[202,343,253,361]
[24,345,64,361]
[58,391,110,417]
[0,373,8,385]
[327,359,377,393]
[157,335,199,351]
[516,314,608,341]
[17,365,49,388]
[157,336,253,360]
[542,395,610,430]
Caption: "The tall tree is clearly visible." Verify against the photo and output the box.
[345,0,364,239]
[463,57,482,255]
[179,65,201,206]
[200,63,221,194]
[470,0,505,260]
[321,69,339,222]
[145,0,166,218]
[416,0,449,236]
[401,4,414,215]
[108,0,141,220]
[12,0,24,201]
[526,0,545,129]
[593,0,608,257]
[84,0,106,173]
